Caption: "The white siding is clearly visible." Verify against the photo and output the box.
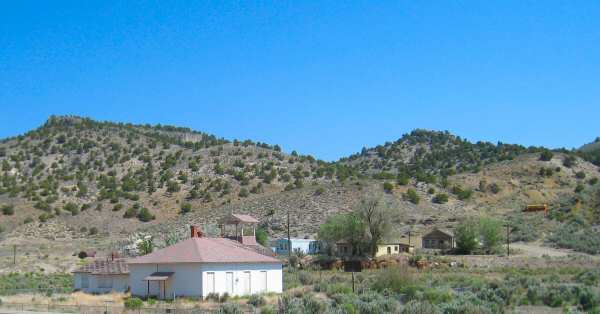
[129,262,282,299]
[200,263,282,297]
[129,263,203,298]
[74,273,128,293]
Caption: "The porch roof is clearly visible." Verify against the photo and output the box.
[144,272,174,281]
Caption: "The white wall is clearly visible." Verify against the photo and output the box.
[74,273,129,293]
[128,262,282,299]
[129,263,203,299]
[200,263,282,297]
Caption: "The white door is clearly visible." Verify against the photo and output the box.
[256,271,267,293]
[206,272,215,295]
[225,272,234,295]
[240,271,251,295]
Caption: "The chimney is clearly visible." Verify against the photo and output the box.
[190,225,203,238]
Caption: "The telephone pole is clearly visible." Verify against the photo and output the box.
[287,210,291,258]
[506,223,510,257]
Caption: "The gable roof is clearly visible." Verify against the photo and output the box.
[73,259,129,274]
[424,228,454,238]
[128,237,281,264]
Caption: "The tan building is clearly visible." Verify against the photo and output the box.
[422,228,454,250]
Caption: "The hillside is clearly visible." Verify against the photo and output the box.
[0,116,599,272]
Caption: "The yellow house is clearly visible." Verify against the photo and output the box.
[375,240,414,257]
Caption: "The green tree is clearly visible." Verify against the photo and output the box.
[479,218,502,254]
[355,195,393,257]
[318,213,366,256]
[455,219,479,254]
[255,228,269,246]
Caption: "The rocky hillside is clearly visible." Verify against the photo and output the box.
[0,117,599,246]
[0,116,345,238]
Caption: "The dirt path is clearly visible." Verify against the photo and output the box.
[510,242,571,257]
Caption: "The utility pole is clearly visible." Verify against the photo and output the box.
[506,223,510,257]
[287,210,291,259]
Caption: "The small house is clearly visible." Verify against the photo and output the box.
[128,215,282,299]
[73,259,129,293]
[422,228,454,250]
[273,238,321,255]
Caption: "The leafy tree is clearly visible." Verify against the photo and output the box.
[455,219,479,254]
[355,195,393,257]
[318,213,366,256]
[479,218,502,254]
[255,228,269,246]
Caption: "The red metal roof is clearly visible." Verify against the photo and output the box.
[128,237,281,264]
[72,259,129,274]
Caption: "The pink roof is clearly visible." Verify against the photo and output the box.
[230,214,260,223]
[73,259,129,274]
[128,237,281,264]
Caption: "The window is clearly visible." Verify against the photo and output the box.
[395,246,399,251]
[97,276,112,289]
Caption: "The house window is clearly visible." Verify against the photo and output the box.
[395,246,399,251]
[97,277,112,289]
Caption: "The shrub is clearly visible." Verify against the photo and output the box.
[564,156,576,168]
[489,183,501,194]
[2,205,15,216]
[539,150,554,161]
[248,294,266,307]
[124,297,143,309]
[123,207,138,218]
[402,300,441,314]
[575,269,600,286]
[432,193,449,204]
[383,182,394,193]
[576,171,586,179]
[180,202,192,214]
[23,217,33,224]
[238,188,249,197]
[112,203,123,211]
[575,184,585,193]
[88,227,98,235]
[137,208,155,222]
[370,267,415,295]
[404,189,420,204]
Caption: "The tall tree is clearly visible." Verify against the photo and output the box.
[355,195,394,257]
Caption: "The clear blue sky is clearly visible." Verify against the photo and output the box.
[1,2,600,161]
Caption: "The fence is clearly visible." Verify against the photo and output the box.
[0,302,257,314]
